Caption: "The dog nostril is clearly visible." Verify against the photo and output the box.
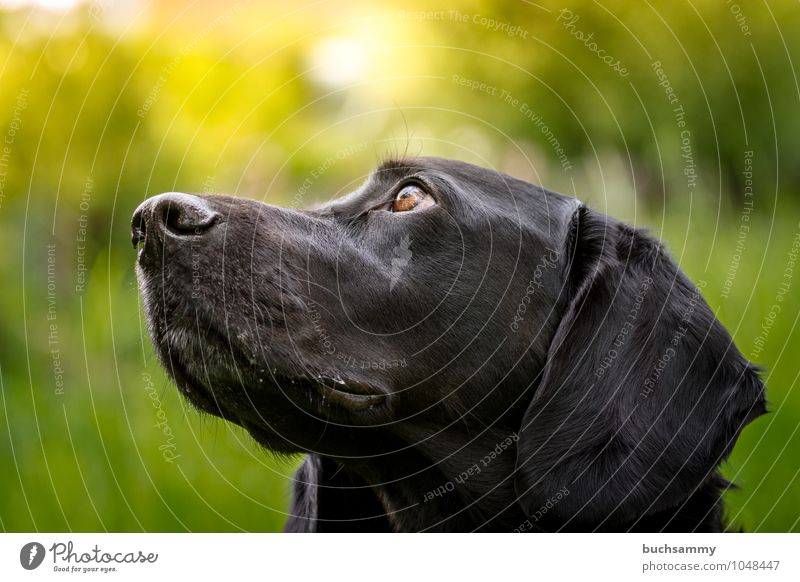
[156,194,219,237]
[132,192,220,248]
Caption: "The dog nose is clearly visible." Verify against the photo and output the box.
[132,193,219,247]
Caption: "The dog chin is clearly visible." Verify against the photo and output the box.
[154,345,227,419]
[146,314,249,419]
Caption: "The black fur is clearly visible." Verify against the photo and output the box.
[133,157,766,532]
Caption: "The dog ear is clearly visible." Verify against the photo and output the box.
[284,455,392,532]
[284,455,321,532]
[514,206,766,528]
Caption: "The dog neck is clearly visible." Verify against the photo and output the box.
[341,429,528,532]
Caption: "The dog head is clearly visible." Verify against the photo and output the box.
[133,157,765,530]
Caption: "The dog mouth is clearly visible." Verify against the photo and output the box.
[137,266,389,423]
[149,311,388,420]
[313,378,387,411]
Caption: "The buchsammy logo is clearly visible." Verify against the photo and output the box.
[20,542,46,570]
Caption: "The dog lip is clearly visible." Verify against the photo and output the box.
[131,223,146,248]
[315,377,388,411]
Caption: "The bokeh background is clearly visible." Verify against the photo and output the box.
[1,0,799,532]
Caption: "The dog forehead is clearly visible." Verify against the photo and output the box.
[314,159,428,213]
[317,157,577,233]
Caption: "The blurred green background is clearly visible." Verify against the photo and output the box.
[1,0,798,532]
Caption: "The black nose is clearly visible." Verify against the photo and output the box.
[132,193,220,248]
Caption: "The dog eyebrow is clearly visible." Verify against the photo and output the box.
[374,157,421,180]
[314,180,389,219]
[315,159,431,220]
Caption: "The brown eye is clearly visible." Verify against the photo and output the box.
[391,185,433,213]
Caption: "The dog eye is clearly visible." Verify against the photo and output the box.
[391,185,434,213]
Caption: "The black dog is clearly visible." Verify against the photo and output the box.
[132,157,765,532]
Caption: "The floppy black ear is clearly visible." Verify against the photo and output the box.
[284,455,392,532]
[514,206,766,529]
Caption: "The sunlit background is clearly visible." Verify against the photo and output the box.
[1,0,799,531]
